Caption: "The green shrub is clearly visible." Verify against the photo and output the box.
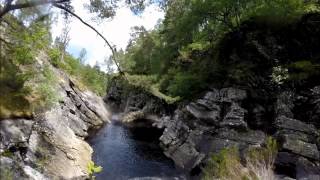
[203,137,278,180]
[125,74,180,104]
[203,147,245,180]
[12,46,34,65]
[48,48,61,68]
[288,60,320,81]
[32,66,60,110]
[64,55,82,75]
[48,48,109,96]
[0,150,14,158]
[126,74,157,90]
[78,65,109,96]
[244,137,278,180]
[166,71,206,98]
[87,160,103,180]
[251,0,315,25]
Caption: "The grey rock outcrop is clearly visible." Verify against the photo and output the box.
[105,81,320,179]
[0,56,110,180]
[159,88,265,171]
[274,91,320,179]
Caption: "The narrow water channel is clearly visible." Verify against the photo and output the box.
[88,115,187,180]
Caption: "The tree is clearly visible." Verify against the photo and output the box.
[78,48,87,64]
[0,0,121,72]
[0,0,167,74]
[54,15,71,63]
[0,0,68,19]
[104,56,115,74]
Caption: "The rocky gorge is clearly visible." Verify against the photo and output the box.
[103,13,320,179]
[105,78,320,179]
[1,10,320,180]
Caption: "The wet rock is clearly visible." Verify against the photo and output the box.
[164,140,205,170]
[160,113,207,170]
[220,103,248,130]
[280,135,319,160]
[275,116,318,136]
[202,89,220,102]
[216,128,266,145]
[275,152,298,170]
[195,90,220,110]
[186,102,220,125]
[273,88,320,178]
[296,157,320,180]
[159,88,255,171]
[160,117,190,148]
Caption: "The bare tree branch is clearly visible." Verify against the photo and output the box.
[0,0,69,19]
[53,3,124,75]
[0,0,125,75]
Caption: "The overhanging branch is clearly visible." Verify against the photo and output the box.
[0,0,69,19]
[0,0,124,75]
[53,3,124,75]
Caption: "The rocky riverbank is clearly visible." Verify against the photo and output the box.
[104,13,320,179]
[105,79,320,179]
[0,54,110,180]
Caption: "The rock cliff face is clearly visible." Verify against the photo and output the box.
[0,54,110,179]
[105,82,320,179]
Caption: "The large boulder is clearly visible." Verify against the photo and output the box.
[186,102,220,125]
[275,116,318,136]
[159,88,260,171]
[220,103,248,130]
[280,135,319,160]
[273,90,320,179]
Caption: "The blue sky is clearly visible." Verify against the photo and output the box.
[51,0,164,71]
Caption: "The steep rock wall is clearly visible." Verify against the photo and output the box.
[0,53,110,179]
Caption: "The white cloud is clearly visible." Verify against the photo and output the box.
[51,0,164,69]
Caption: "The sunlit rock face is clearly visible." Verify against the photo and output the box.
[0,53,110,180]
